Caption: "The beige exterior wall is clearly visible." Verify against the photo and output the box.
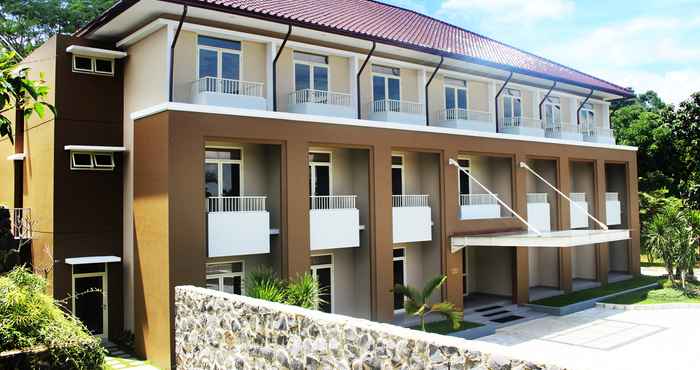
[570,161,597,280]
[466,155,513,214]
[400,68,419,103]
[468,246,513,296]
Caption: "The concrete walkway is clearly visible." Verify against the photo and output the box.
[103,342,159,370]
[467,306,700,370]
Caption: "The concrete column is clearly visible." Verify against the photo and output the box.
[558,158,573,291]
[568,97,578,125]
[627,161,642,276]
[488,81,497,125]
[513,153,529,304]
[443,148,463,309]
[601,103,611,128]
[265,42,276,111]
[349,55,358,118]
[370,144,394,322]
[417,69,426,124]
[594,159,609,285]
[281,139,310,279]
[531,90,540,120]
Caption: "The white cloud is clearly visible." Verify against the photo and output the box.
[439,0,574,23]
[594,68,700,106]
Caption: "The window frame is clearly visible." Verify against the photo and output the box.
[292,52,331,92]
[93,153,115,169]
[444,79,468,111]
[391,154,405,196]
[196,35,243,82]
[310,253,334,313]
[579,103,595,127]
[72,55,115,76]
[392,247,407,313]
[502,89,522,119]
[205,261,245,295]
[308,150,333,196]
[543,96,562,126]
[205,146,244,198]
[70,151,116,171]
[457,156,471,196]
[371,66,402,102]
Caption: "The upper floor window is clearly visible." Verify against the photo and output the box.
[502,88,522,119]
[444,77,467,110]
[579,102,595,126]
[294,51,328,92]
[72,55,114,76]
[372,65,401,104]
[198,36,241,89]
[205,148,242,199]
[543,96,561,126]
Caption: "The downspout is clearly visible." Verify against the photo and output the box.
[538,82,557,120]
[168,5,188,102]
[356,41,376,119]
[494,71,513,132]
[576,89,595,125]
[272,25,292,111]
[13,109,24,209]
[424,56,443,126]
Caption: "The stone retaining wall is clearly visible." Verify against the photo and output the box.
[175,286,565,369]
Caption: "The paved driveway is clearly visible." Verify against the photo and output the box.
[466,306,700,370]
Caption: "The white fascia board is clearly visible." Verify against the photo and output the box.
[64,145,127,152]
[66,45,127,59]
[130,102,638,152]
[117,19,171,48]
[6,153,25,161]
[451,229,630,252]
[65,255,122,265]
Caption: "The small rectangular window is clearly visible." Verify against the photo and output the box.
[308,152,330,163]
[93,153,115,169]
[444,77,466,87]
[293,51,328,64]
[73,56,93,72]
[391,155,403,166]
[73,263,106,274]
[205,148,242,160]
[94,59,113,74]
[504,88,521,97]
[71,152,94,168]
[206,261,243,275]
[70,151,117,171]
[458,159,470,168]
[372,64,400,76]
[393,248,405,258]
[197,35,241,50]
[310,254,332,266]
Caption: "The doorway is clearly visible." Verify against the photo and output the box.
[72,264,108,338]
[309,151,332,197]
[310,254,334,313]
[393,248,406,311]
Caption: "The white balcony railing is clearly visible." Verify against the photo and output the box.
[605,192,619,201]
[527,193,548,203]
[502,116,543,129]
[207,196,267,212]
[544,121,581,134]
[288,89,352,106]
[367,99,423,115]
[392,195,430,207]
[570,192,586,202]
[310,195,357,210]
[437,108,491,122]
[4,208,32,240]
[581,124,615,139]
[193,77,264,97]
[460,194,498,205]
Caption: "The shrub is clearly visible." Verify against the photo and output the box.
[245,267,325,310]
[0,267,105,369]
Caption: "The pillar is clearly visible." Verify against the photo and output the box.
[443,148,463,309]
[513,153,529,304]
[558,158,573,291]
[594,159,609,284]
[281,139,310,279]
[370,144,394,321]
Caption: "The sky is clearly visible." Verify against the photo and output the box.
[383,0,700,105]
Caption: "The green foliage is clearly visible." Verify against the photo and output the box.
[286,273,324,310]
[245,267,326,310]
[0,267,105,369]
[393,275,463,331]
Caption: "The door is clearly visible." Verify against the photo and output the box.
[462,248,469,297]
[392,168,403,196]
[310,255,333,313]
[393,248,406,310]
[72,267,108,338]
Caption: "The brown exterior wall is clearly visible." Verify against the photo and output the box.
[132,108,640,368]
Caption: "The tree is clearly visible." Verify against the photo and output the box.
[393,275,462,332]
[0,0,116,57]
[1,50,55,143]
[669,93,700,209]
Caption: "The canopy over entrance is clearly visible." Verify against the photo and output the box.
[451,229,630,252]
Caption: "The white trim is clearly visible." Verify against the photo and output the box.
[64,145,127,152]
[205,260,245,295]
[65,256,122,265]
[205,146,244,197]
[451,229,631,251]
[197,35,243,82]
[310,253,334,313]
[293,57,330,93]
[71,265,109,339]
[371,68,402,102]
[391,153,405,195]
[6,153,25,161]
[66,45,127,59]
[130,102,638,151]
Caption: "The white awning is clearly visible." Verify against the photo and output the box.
[65,45,127,59]
[451,229,630,252]
[65,256,122,265]
[64,145,127,152]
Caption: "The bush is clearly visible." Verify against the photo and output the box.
[245,267,325,310]
[0,267,105,369]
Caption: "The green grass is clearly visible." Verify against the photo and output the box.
[602,279,700,305]
[530,275,660,307]
[410,320,482,335]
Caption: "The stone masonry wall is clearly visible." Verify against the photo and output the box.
[175,286,564,369]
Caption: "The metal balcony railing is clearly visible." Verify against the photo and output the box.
[544,121,581,134]
[581,123,615,139]
[460,194,499,206]
[310,195,357,210]
[367,99,423,115]
[4,208,32,240]
[392,195,430,207]
[193,77,264,97]
[288,89,352,106]
[207,196,267,212]
[501,116,543,129]
[527,193,548,203]
[605,192,619,201]
[437,108,491,122]
[570,193,587,202]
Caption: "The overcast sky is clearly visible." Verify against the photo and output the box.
[384,0,700,105]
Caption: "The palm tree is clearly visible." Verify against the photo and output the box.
[393,275,463,332]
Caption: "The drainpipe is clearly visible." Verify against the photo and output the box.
[494,71,514,132]
[424,56,443,126]
[168,5,188,102]
[538,82,557,120]
[356,41,376,119]
[576,89,595,125]
[272,25,292,111]
[13,108,24,209]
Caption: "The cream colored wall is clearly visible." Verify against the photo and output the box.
[173,31,196,103]
[469,81,489,112]
[427,75,443,122]
[470,246,513,296]
[359,65,372,119]
[329,55,350,93]
[468,156,513,216]
[560,95,573,124]
[242,41,266,84]
[401,68,419,102]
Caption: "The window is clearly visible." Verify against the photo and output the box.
[309,151,332,197]
[294,51,329,93]
[458,158,470,195]
[543,96,561,127]
[72,55,114,76]
[372,65,401,110]
[393,248,406,310]
[206,261,244,295]
[310,254,333,313]
[70,151,115,171]
[198,35,241,92]
[444,77,467,111]
[502,88,522,120]
[391,155,404,196]
[579,102,595,127]
[205,148,242,201]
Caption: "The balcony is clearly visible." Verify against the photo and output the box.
[434,109,494,132]
[191,77,266,110]
[366,99,424,126]
[569,193,590,229]
[500,117,545,137]
[1,207,32,239]
[392,195,432,243]
[309,195,360,251]
[527,193,551,232]
[544,121,583,141]
[287,89,354,119]
[207,196,270,257]
[605,192,622,226]
[582,124,615,145]
[460,194,501,220]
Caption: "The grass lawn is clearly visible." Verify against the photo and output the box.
[602,279,700,305]
[530,275,660,307]
[410,320,482,335]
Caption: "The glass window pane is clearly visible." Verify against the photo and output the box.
[503,97,512,118]
[74,56,92,71]
[457,89,467,109]
[309,152,330,163]
[372,76,385,101]
[514,98,522,117]
[206,278,219,291]
[198,36,241,50]
[199,49,218,78]
[445,87,455,109]
[94,59,113,74]
[392,248,405,258]
[94,153,114,167]
[392,167,403,196]
[313,66,328,91]
[221,53,240,80]
[295,63,311,91]
[393,259,404,309]
[221,163,240,197]
[205,148,241,160]
[72,153,93,167]
[222,276,237,294]
[315,267,332,313]
[310,255,332,265]
[391,156,403,165]
[205,163,219,197]
[388,78,400,101]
